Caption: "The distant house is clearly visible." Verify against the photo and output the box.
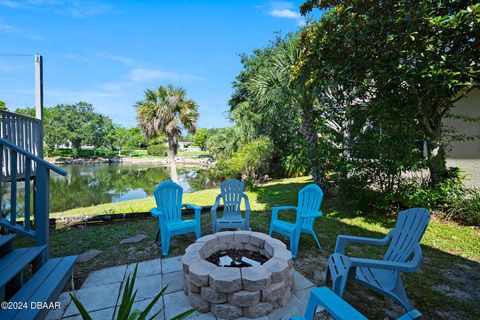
[178,141,201,152]
[445,89,480,159]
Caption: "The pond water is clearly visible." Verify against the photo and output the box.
[1,163,216,215]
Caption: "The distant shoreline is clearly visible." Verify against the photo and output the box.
[46,155,213,167]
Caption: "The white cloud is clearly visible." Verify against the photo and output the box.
[98,53,137,66]
[100,81,129,92]
[129,68,203,82]
[262,1,306,27]
[0,61,25,73]
[0,22,43,39]
[0,0,21,8]
[53,1,111,18]
[0,0,111,18]
[45,88,120,100]
[297,19,307,27]
[269,9,301,19]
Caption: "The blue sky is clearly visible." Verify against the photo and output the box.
[0,0,307,128]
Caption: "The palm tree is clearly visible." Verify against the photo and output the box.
[135,85,199,182]
[248,36,325,187]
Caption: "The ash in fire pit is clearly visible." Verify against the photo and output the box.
[206,249,269,267]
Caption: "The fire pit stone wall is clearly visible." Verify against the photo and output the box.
[182,231,294,319]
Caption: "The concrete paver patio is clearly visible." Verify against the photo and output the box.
[47,256,321,320]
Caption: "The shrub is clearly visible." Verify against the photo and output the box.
[445,188,480,226]
[209,137,274,186]
[338,167,480,226]
[147,144,168,156]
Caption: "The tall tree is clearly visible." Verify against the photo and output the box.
[298,0,479,185]
[135,85,199,182]
[193,128,208,150]
[0,100,7,111]
[112,126,131,156]
[125,127,146,156]
[239,35,325,186]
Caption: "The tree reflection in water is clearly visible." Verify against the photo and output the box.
[1,163,216,216]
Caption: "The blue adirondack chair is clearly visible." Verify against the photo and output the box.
[211,179,251,233]
[269,184,324,258]
[327,208,430,311]
[150,180,202,256]
[290,287,422,320]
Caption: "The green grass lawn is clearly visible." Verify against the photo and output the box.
[177,150,209,157]
[17,176,480,319]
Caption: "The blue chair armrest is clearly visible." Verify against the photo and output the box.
[243,194,251,213]
[271,206,297,221]
[293,287,367,320]
[183,203,201,211]
[150,208,164,217]
[334,231,392,255]
[290,287,421,320]
[184,203,202,221]
[211,194,222,212]
[211,194,222,224]
[305,210,323,218]
[350,244,422,272]
[242,194,251,226]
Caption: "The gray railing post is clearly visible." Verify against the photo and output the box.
[34,164,50,256]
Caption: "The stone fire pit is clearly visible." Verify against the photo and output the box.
[182,231,294,319]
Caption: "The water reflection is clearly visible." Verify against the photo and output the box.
[1,163,216,215]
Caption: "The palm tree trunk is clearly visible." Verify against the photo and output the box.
[168,146,178,182]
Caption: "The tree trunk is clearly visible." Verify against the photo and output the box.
[168,147,178,183]
[426,138,447,186]
[118,147,121,157]
[418,99,449,186]
[298,105,325,188]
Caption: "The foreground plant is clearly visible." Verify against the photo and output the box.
[70,264,195,320]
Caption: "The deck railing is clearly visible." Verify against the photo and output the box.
[0,110,43,180]
[0,138,65,248]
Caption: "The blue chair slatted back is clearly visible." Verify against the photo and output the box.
[384,208,430,263]
[297,184,324,229]
[153,180,183,223]
[220,179,244,217]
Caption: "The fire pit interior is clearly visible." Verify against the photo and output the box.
[182,231,294,319]
[206,248,269,267]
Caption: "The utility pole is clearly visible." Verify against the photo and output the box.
[35,53,44,157]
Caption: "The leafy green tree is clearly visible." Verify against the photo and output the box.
[0,100,7,111]
[205,127,243,160]
[230,34,324,184]
[298,0,480,185]
[48,102,100,156]
[193,128,208,150]
[15,104,115,156]
[135,85,199,182]
[125,127,146,156]
[112,126,131,156]
[14,107,35,117]
[87,114,114,155]
[211,136,274,186]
